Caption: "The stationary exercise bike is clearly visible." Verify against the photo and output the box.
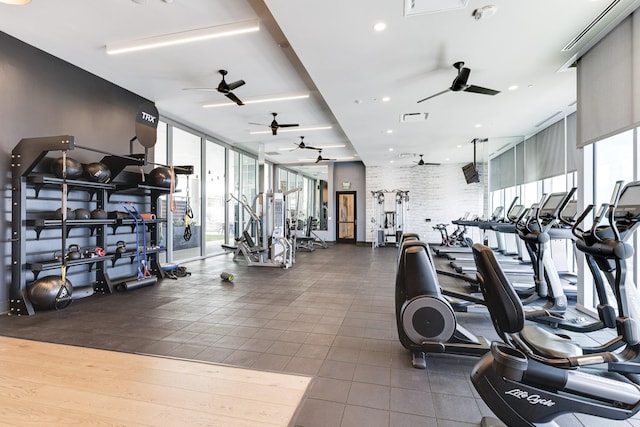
[395,234,489,369]
[470,181,640,427]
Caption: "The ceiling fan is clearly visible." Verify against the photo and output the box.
[292,136,320,151]
[417,61,500,103]
[183,69,246,106]
[315,150,335,163]
[413,154,441,166]
[250,112,299,136]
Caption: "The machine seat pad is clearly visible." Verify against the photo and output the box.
[520,325,583,359]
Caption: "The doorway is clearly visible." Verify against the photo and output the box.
[336,191,356,244]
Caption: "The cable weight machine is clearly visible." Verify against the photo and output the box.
[371,189,409,248]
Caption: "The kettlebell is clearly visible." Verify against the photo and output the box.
[67,244,82,260]
[116,241,127,254]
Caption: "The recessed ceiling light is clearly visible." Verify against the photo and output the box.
[389,148,394,152]
[390,160,394,163]
[203,93,309,108]
[373,22,387,32]
[457,145,462,148]
[250,125,332,135]
[382,96,391,102]
[0,0,31,3]
[386,129,393,134]
[106,19,260,54]
[475,124,483,128]
[445,157,450,161]
[508,85,519,91]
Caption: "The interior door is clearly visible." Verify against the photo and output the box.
[336,191,356,244]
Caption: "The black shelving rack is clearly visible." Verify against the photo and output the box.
[10,135,174,315]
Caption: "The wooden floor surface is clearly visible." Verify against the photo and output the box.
[0,336,311,426]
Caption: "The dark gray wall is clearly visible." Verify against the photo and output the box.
[332,161,366,242]
[1,32,149,313]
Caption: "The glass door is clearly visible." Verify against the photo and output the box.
[336,191,356,243]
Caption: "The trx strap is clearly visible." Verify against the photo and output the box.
[184,177,193,241]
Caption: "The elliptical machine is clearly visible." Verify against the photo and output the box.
[470,180,640,427]
[395,234,489,369]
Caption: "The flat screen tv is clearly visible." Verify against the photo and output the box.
[462,162,480,184]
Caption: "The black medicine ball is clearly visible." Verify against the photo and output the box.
[54,207,76,220]
[74,208,91,220]
[90,208,108,219]
[148,167,177,188]
[84,162,111,183]
[51,157,83,179]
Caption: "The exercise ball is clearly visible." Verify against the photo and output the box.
[148,167,176,188]
[84,162,111,183]
[54,207,76,220]
[74,208,91,220]
[91,208,108,219]
[51,157,83,179]
[27,276,73,310]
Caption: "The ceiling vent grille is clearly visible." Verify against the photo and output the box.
[400,112,428,123]
[562,0,621,51]
[404,0,468,17]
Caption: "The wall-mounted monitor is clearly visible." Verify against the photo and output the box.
[462,162,480,184]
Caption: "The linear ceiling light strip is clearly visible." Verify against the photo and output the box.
[106,19,260,55]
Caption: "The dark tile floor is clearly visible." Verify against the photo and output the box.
[1,244,639,426]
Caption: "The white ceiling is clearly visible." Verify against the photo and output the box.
[1,0,638,170]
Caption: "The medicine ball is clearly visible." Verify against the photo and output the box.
[148,167,176,188]
[74,208,91,220]
[51,157,83,179]
[84,162,111,183]
[91,208,108,219]
[54,207,76,220]
[27,276,73,310]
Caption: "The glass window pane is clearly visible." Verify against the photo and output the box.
[205,140,225,255]
[172,127,202,261]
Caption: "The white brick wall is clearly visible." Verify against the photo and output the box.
[366,163,486,244]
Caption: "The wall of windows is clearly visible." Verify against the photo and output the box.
[205,140,226,256]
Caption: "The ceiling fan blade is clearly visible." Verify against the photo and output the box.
[225,92,244,106]
[226,79,245,91]
[182,87,218,91]
[417,88,450,103]
[248,122,268,126]
[305,145,320,150]
[278,123,299,128]
[464,85,500,96]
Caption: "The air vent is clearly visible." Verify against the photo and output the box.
[535,111,562,128]
[562,0,621,52]
[404,0,468,17]
[400,112,428,123]
[265,151,280,156]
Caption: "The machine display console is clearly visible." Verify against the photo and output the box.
[615,182,640,222]
[538,193,566,219]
